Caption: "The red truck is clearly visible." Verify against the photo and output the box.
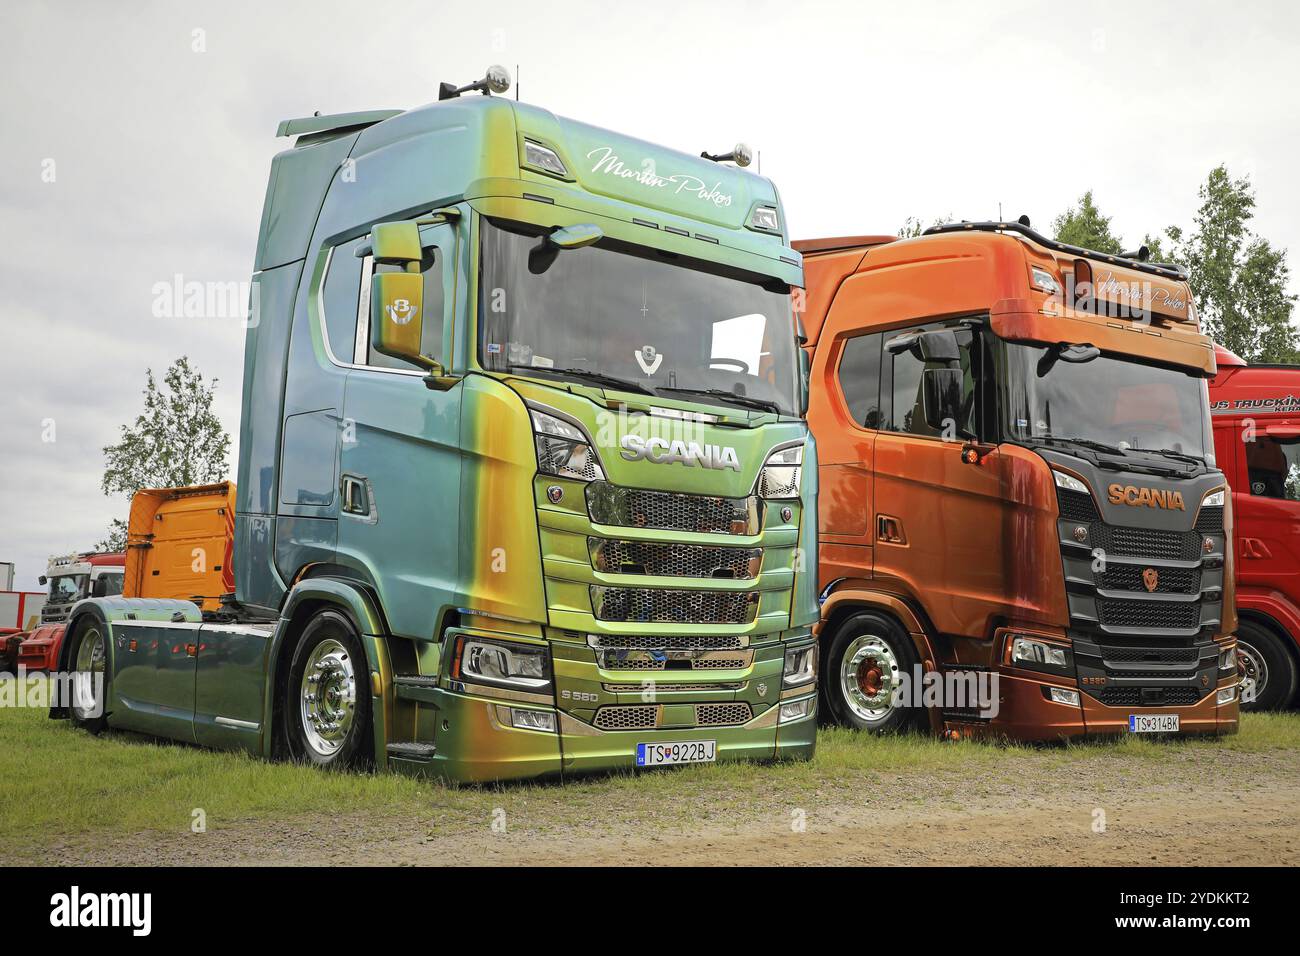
[0,586,46,672]
[1209,345,1300,709]
[9,551,126,673]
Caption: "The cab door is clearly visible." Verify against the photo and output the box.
[870,320,1012,639]
[1235,423,1300,598]
[335,220,463,641]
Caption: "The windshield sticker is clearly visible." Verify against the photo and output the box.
[486,342,502,355]
[586,146,734,208]
[530,355,554,369]
[634,345,664,375]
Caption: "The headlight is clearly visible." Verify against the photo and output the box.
[1010,635,1069,668]
[1203,489,1225,507]
[779,696,815,724]
[783,643,817,687]
[1219,646,1237,671]
[523,139,568,177]
[452,636,551,690]
[1053,470,1090,495]
[530,408,604,481]
[758,444,802,498]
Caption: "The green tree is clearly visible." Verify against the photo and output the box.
[97,357,231,550]
[1052,190,1123,254]
[897,214,953,239]
[1168,165,1298,363]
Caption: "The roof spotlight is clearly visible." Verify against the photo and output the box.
[439,65,512,100]
[701,142,754,167]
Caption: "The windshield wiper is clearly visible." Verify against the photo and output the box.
[505,364,654,395]
[1036,436,1130,457]
[1128,447,1205,466]
[654,386,782,415]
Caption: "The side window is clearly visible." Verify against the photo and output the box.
[836,333,883,428]
[885,325,977,438]
[362,224,448,371]
[1246,435,1300,500]
[321,237,365,363]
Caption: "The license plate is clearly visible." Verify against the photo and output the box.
[636,740,716,767]
[1129,713,1180,733]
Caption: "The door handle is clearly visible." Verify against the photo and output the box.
[340,475,370,516]
[876,514,906,544]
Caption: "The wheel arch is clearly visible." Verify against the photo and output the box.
[264,577,393,764]
[818,586,943,733]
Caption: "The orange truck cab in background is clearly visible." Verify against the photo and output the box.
[798,222,1240,740]
[17,483,236,672]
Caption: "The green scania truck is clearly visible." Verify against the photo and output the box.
[54,68,820,781]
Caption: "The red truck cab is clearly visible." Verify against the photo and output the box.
[1209,345,1300,708]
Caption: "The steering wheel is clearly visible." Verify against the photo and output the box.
[709,358,750,372]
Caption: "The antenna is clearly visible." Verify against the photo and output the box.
[516,63,519,101]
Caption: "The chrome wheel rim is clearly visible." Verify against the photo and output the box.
[72,626,105,720]
[1236,639,1268,706]
[299,639,357,757]
[840,634,901,723]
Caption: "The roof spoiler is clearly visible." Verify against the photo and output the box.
[922,220,1188,281]
[276,109,402,140]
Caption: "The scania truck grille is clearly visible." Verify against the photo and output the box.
[590,586,759,624]
[1097,564,1201,594]
[1096,597,1201,630]
[589,538,761,579]
[586,481,759,535]
[1091,524,1203,561]
[1194,505,1224,534]
[588,634,747,651]
[592,703,752,730]
[1091,686,1205,708]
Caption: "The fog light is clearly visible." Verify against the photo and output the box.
[509,708,557,733]
[779,696,815,724]
[1012,636,1068,668]
[1216,686,1237,706]
[1048,687,1080,706]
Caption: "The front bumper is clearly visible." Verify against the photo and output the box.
[946,667,1240,741]
[405,686,816,784]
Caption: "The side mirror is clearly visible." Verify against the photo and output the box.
[922,367,964,433]
[917,329,960,364]
[38,575,47,586]
[366,221,442,372]
[372,273,436,370]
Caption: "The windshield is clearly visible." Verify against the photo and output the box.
[1000,342,1214,465]
[49,574,85,603]
[479,219,799,415]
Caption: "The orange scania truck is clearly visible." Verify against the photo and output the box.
[798,221,1240,740]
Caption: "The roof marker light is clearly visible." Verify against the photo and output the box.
[748,205,780,233]
[523,139,568,177]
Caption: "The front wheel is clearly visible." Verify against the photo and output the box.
[1236,620,1298,711]
[821,612,919,732]
[284,611,373,769]
[69,619,110,733]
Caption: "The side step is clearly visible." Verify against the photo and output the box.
[392,674,440,703]
[386,742,437,762]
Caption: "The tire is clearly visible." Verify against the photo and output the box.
[1236,619,1299,712]
[68,618,110,734]
[821,611,919,732]
[283,610,373,769]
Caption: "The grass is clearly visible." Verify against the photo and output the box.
[2,673,1298,851]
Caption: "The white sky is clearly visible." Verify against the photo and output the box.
[1,0,1298,591]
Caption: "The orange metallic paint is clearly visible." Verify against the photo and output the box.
[801,229,1237,739]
